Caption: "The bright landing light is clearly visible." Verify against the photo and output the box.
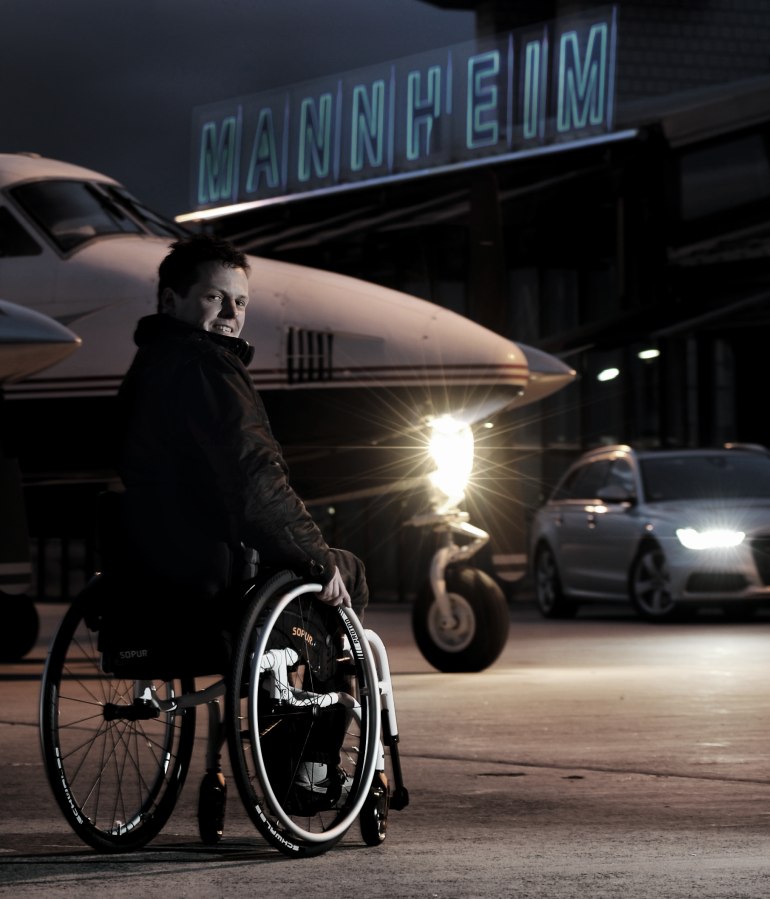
[676,528,745,549]
[428,415,474,511]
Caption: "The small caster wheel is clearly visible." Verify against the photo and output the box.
[360,771,389,846]
[198,769,227,845]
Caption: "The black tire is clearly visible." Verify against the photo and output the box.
[360,771,389,846]
[629,544,680,621]
[226,576,381,858]
[39,590,195,852]
[412,566,509,672]
[0,593,39,661]
[533,544,578,619]
[197,770,227,845]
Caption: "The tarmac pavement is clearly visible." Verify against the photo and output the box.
[1,599,770,898]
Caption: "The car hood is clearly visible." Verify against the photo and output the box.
[642,498,770,536]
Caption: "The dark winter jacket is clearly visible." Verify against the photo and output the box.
[116,314,335,594]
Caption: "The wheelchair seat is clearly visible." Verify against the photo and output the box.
[88,574,229,680]
[91,489,235,679]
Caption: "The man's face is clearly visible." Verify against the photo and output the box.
[162,260,249,338]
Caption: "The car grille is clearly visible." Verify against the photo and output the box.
[750,537,770,585]
[685,573,748,593]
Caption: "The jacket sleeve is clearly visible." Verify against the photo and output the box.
[176,352,336,583]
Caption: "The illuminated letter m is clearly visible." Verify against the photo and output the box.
[556,24,609,133]
[198,117,238,205]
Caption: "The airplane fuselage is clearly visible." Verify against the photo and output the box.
[0,154,575,602]
[0,155,575,495]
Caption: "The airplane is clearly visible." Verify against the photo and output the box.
[0,152,575,669]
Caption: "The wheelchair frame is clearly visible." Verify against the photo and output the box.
[39,571,408,858]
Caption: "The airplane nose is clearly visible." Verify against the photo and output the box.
[517,343,577,405]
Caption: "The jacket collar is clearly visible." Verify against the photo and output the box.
[134,314,255,366]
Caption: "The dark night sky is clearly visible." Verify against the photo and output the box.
[0,0,474,217]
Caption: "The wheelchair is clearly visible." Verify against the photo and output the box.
[38,567,409,858]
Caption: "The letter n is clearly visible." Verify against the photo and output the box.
[197,117,238,205]
[351,81,385,172]
[298,94,333,183]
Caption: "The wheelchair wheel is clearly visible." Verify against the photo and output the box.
[39,591,196,852]
[226,576,381,857]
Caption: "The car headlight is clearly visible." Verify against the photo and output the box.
[676,528,745,550]
[427,415,474,512]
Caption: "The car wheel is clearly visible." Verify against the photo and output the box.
[629,544,679,621]
[534,544,578,619]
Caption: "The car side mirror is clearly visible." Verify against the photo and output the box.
[597,484,635,504]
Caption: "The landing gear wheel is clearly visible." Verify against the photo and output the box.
[39,592,195,852]
[226,577,382,858]
[534,545,578,619]
[412,566,509,672]
[360,772,389,846]
[629,545,680,621]
[0,593,39,661]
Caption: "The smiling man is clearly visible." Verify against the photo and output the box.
[161,257,249,337]
[116,234,367,611]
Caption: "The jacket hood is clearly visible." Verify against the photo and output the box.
[134,313,254,366]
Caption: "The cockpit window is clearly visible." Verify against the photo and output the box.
[106,185,185,239]
[9,179,184,252]
[11,180,142,251]
[0,207,42,257]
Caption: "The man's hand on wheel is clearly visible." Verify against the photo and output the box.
[319,566,352,608]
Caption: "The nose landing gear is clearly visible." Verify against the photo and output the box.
[408,510,509,672]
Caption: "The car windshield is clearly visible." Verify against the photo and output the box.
[10,179,184,252]
[640,453,770,502]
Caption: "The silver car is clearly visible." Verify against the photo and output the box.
[530,445,770,620]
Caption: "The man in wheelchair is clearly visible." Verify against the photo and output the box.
[113,234,374,838]
[117,234,368,614]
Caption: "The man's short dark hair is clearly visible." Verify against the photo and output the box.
[157,235,250,307]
